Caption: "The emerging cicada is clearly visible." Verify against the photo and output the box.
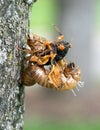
[19,26,84,95]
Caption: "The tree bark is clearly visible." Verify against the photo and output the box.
[0,0,36,129]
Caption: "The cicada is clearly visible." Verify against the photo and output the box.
[19,26,83,95]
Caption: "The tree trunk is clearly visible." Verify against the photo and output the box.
[0,0,36,129]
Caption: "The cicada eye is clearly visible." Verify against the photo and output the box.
[67,62,75,69]
[58,44,65,51]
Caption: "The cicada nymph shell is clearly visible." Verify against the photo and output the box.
[21,61,82,92]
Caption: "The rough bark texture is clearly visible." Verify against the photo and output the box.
[0,0,35,129]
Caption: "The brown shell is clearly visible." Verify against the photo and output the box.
[21,63,81,91]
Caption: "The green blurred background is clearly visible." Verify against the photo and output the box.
[24,0,100,129]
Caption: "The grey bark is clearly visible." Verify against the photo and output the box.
[0,0,36,129]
